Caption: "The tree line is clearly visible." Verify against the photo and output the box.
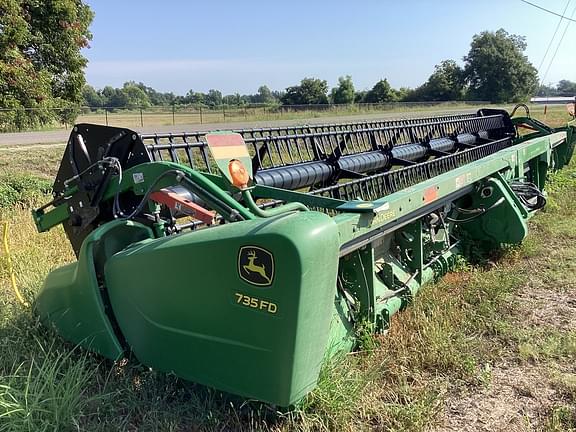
[81,83,283,109]
[537,80,576,97]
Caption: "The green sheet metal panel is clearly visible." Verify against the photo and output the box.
[104,211,339,406]
[34,220,154,360]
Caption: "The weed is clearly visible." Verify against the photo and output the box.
[545,406,576,432]
[0,174,51,211]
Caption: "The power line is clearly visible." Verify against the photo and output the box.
[541,2,576,84]
[520,0,576,23]
[537,0,571,75]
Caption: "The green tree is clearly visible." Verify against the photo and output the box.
[363,79,396,103]
[0,1,51,130]
[255,85,275,104]
[331,75,355,104]
[222,93,243,105]
[205,89,223,107]
[557,80,576,95]
[354,90,367,103]
[393,87,413,101]
[122,83,151,109]
[281,78,329,105]
[464,29,538,103]
[415,60,465,101]
[101,86,115,106]
[101,86,128,108]
[25,0,93,104]
[536,83,557,97]
[0,0,93,130]
[271,90,284,101]
[128,81,175,105]
[82,85,104,107]
[184,90,205,105]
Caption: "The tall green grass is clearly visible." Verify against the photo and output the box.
[0,175,51,211]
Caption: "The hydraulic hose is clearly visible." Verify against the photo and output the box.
[241,190,308,218]
[446,197,506,224]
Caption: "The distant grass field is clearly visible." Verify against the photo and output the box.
[74,102,485,129]
[2,102,570,135]
[16,102,566,131]
[0,109,575,431]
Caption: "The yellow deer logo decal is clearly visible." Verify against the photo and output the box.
[238,247,274,286]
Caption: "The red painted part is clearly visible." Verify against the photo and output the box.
[205,133,245,147]
[423,186,438,204]
[516,123,538,132]
[150,189,216,225]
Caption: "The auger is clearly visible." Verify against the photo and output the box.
[33,108,575,405]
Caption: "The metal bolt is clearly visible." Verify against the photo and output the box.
[481,186,493,198]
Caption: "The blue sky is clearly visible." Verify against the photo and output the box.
[83,0,576,95]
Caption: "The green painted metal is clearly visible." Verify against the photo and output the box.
[331,132,565,249]
[103,211,339,405]
[457,176,527,246]
[33,161,258,233]
[35,220,154,360]
[32,112,576,406]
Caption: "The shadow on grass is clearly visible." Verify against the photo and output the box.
[0,305,291,432]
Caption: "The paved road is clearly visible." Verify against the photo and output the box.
[0,108,478,147]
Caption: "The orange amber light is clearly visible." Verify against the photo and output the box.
[228,159,250,189]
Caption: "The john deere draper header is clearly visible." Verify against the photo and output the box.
[33,107,575,405]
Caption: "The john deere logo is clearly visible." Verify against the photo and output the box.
[238,246,274,287]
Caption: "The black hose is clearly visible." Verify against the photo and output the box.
[446,197,506,224]
[123,170,185,219]
[511,104,531,118]
[510,181,546,211]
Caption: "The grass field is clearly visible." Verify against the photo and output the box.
[14,102,566,132]
[0,109,575,431]
[73,102,485,129]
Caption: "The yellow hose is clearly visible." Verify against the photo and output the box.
[1,220,28,306]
